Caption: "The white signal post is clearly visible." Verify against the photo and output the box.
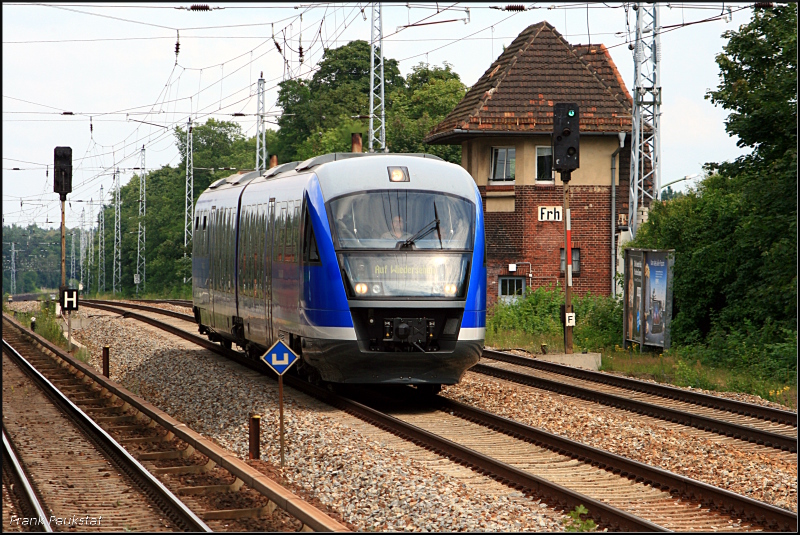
[260,340,299,469]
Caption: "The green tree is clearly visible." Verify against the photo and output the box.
[274,40,403,161]
[631,4,797,370]
[388,62,466,163]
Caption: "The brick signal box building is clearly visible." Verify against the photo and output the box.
[425,22,637,308]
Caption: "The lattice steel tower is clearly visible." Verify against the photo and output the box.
[184,118,194,252]
[70,231,76,286]
[113,168,121,294]
[136,146,146,295]
[256,75,268,172]
[368,2,387,153]
[98,186,105,293]
[10,242,16,294]
[87,199,94,295]
[80,208,86,290]
[628,2,662,238]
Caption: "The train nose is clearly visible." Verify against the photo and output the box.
[395,322,411,339]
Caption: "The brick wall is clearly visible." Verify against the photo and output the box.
[481,184,622,309]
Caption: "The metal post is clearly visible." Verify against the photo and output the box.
[61,199,66,289]
[98,186,105,293]
[368,2,386,152]
[113,169,121,295]
[279,375,285,468]
[136,146,146,295]
[563,170,573,354]
[68,312,72,352]
[31,317,36,332]
[10,243,16,295]
[256,76,268,172]
[249,414,261,460]
[102,346,109,378]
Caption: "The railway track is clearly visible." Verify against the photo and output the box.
[74,299,797,531]
[2,336,208,532]
[2,315,349,533]
[478,349,797,452]
[3,427,53,532]
[84,299,798,452]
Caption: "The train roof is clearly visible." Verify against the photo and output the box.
[199,153,476,202]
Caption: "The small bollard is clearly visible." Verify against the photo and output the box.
[249,414,261,460]
[102,346,110,378]
[30,317,36,332]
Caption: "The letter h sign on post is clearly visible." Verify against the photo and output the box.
[61,288,79,311]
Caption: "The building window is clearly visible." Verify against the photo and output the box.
[491,147,515,181]
[499,276,525,303]
[536,146,554,182]
[560,248,581,275]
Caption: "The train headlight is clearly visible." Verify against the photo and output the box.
[371,283,382,295]
[355,283,368,295]
[387,166,409,182]
[444,283,458,296]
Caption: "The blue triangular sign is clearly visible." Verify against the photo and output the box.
[261,340,299,376]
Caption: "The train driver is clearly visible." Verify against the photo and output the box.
[382,214,411,241]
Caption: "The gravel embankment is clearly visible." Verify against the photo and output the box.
[496,347,795,411]
[72,315,566,532]
[443,373,798,513]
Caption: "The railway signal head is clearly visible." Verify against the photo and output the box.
[54,146,72,200]
[552,103,580,172]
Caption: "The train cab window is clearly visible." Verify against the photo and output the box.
[499,276,525,303]
[303,209,321,264]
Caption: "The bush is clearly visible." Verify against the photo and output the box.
[487,285,622,352]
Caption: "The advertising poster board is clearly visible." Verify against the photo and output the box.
[624,249,674,350]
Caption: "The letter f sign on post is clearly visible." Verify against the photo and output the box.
[261,340,299,468]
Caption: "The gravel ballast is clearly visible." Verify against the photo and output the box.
[70,314,567,532]
[443,373,798,513]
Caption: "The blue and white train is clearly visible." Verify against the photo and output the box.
[191,152,486,390]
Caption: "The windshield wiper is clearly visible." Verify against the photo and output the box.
[401,215,440,249]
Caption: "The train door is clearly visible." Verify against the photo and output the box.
[265,198,275,344]
[209,206,217,329]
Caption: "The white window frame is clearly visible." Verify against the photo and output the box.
[535,146,555,182]
[560,248,581,275]
[490,146,516,183]
[499,276,525,303]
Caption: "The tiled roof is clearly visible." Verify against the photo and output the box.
[425,22,633,144]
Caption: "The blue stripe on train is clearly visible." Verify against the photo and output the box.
[462,182,486,329]
[303,175,353,327]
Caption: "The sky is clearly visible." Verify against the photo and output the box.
[2,2,753,231]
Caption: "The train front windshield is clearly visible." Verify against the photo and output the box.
[329,191,475,299]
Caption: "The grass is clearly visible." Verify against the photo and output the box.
[485,285,797,411]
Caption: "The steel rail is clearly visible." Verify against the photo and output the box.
[472,362,797,452]
[79,300,799,531]
[433,397,797,532]
[84,299,193,321]
[2,313,350,533]
[1,338,212,533]
[78,301,663,531]
[2,426,53,532]
[483,349,797,426]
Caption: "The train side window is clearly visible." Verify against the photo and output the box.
[203,215,207,230]
[195,216,199,230]
[293,203,300,264]
[303,209,321,264]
